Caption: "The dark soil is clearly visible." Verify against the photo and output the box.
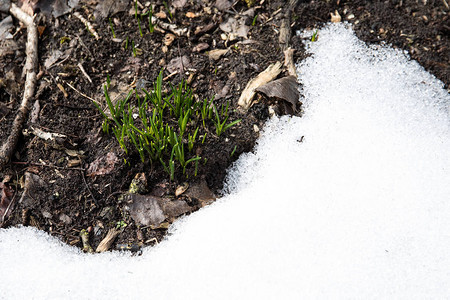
[0,0,448,252]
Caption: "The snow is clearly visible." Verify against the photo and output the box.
[1,23,449,299]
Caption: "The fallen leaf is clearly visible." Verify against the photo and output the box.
[256,76,300,114]
[19,0,79,18]
[94,0,128,19]
[207,48,229,60]
[87,152,119,177]
[220,15,251,39]
[163,33,176,46]
[167,56,191,73]
[175,182,189,197]
[125,194,191,228]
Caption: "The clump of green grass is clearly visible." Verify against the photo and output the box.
[94,70,241,180]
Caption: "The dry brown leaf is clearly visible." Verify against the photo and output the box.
[255,76,300,114]
[238,61,283,109]
[94,0,128,20]
[175,182,189,197]
[164,33,176,46]
[86,152,118,177]
[125,194,191,228]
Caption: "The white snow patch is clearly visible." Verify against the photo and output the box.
[1,23,449,299]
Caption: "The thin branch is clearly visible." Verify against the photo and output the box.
[0,4,38,167]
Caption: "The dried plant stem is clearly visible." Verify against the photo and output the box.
[0,4,38,167]
[96,228,120,252]
[74,12,100,40]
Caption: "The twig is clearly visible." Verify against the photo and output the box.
[163,71,178,81]
[443,0,449,9]
[77,62,92,83]
[96,228,121,252]
[284,48,296,77]
[80,168,98,207]
[11,161,85,171]
[0,4,38,167]
[63,80,97,102]
[74,12,100,40]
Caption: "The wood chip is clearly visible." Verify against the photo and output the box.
[185,12,196,18]
[96,228,120,253]
[207,48,229,60]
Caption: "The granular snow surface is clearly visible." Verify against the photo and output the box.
[0,23,449,299]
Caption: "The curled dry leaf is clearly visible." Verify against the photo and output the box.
[255,76,300,114]
[330,10,341,23]
[164,33,176,46]
[175,182,189,197]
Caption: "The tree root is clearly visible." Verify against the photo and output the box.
[0,4,38,167]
